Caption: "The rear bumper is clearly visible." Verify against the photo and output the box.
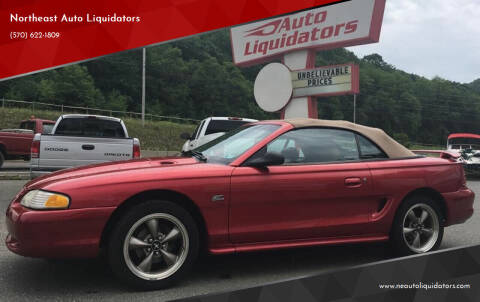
[442,187,475,226]
[5,202,115,258]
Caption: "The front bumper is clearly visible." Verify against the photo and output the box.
[5,202,115,258]
[442,187,475,226]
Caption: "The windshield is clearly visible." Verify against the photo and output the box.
[204,120,253,135]
[448,138,480,150]
[55,118,126,138]
[42,123,54,134]
[193,124,280,165]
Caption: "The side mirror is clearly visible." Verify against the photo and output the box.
[180,132,192,140]
[246,152,285,168]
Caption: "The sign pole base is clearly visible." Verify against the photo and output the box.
[280,50,318,119]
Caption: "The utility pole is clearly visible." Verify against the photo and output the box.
[142,47,146,127]
[353,94,357,124]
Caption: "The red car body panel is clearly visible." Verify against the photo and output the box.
[5,121,475,258]
[6,202,114,258]
[229,162,374,243]
[0,119,55,157]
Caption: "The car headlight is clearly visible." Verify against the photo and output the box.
[20,190,70,210]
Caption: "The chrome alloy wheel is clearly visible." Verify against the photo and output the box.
[402,203,440,253]
[123,213,189,280]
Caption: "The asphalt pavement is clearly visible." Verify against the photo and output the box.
[0,180,479,301]
[0,161,30,180]
[0,161,29,171]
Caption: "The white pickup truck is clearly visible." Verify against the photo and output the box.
[30,114,140,178]
[180,117,257,152]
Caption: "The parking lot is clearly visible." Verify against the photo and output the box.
[0,179,479,302]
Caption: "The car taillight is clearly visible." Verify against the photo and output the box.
[31,139,40,158]
[133,143,141,158]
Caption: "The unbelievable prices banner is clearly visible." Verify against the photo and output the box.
[0,0,345,81]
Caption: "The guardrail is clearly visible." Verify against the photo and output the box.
[0,98,200,124]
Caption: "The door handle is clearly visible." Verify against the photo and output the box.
[82,144,95,150]
[345,177,362,187]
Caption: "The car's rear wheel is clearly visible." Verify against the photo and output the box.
[107,200,199,290]
[391,195,444,255]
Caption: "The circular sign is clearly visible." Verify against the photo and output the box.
[254,63,292,112]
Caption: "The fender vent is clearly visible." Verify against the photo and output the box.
[377,198,388,212]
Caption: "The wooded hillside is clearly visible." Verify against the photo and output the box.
[1,28,479,146]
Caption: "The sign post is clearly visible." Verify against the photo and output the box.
[142,47,146,127]
[281,50,317,118]
[353,93,357,124]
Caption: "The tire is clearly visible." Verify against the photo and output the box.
[390,194,444,256]
[107,200,199,290]
[0,151,4,169]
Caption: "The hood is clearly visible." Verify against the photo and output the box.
[26,156,199,189]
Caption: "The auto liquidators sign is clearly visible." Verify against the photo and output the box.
[291,63,359,97]
[230,0,385,66]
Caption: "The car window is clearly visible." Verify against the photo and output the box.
[204,120,252,136]
[19,121,35,131]
[55,118,126,138]
[260,128,360,164]
[42,123,54,134]
[194,124,280,165]
[267,138,289,153]
[356,135,387,159]
[193,121,204,140]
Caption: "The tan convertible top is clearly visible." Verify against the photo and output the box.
[270,118,415,158]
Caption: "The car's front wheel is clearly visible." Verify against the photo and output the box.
[391,195,444,255]
[107,200,199,290]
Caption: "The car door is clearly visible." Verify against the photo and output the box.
[229,127,379,244]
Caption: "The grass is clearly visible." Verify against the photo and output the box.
[0,107,196,151]
[2,106,445,152]
[409,144,444,151]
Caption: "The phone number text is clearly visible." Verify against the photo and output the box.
[10,32,61,40]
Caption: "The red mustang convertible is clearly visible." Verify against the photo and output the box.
[5,119,474,289]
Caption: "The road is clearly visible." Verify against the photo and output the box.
[0,180,479,301]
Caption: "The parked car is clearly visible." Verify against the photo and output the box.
[30,114,140,178]
[6,118,474,290]
[0,118,55,168]
[180,117,257,152]
[446,133,480,174]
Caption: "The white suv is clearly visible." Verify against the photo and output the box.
[181,117,257,152]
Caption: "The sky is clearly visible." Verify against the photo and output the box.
[347,0,480,84]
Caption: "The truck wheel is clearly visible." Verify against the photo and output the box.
[391,195,444,255]
[0,152,4,169]
[107,200,199,290]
